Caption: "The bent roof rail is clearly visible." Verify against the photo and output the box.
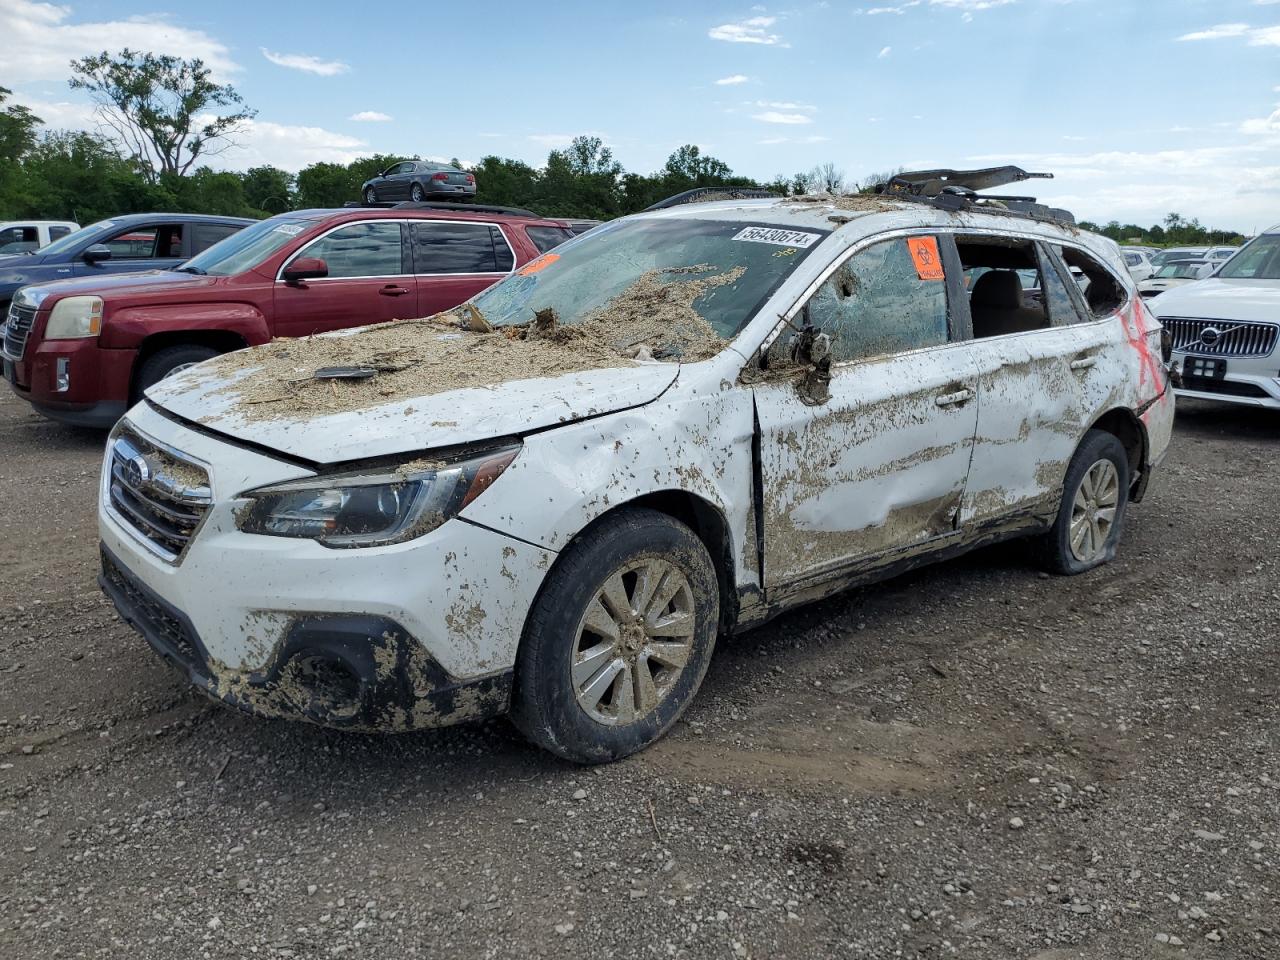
[878,166,1053,196]
[645,188,781,211]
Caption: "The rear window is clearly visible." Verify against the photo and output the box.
[412,222,512,274]
[193,222,245,253]
[526,225,575,254]
[181,216,318,277]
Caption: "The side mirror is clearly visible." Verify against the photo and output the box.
[82,244,112,265]
[283,257,328,285]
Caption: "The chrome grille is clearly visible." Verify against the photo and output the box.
[2,303,36,359]
[107,431,212,562]
[1163,317,1278,358]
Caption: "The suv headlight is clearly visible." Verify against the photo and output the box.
[236,443,520,548]
[45,296,104,340]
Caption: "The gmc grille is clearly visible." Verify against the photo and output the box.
[3,303,36,359]
[1163,317,1278,359]
[107,430,212,562]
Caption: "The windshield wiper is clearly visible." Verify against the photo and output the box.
[173,265,206,275]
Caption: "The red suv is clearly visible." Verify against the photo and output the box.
[2,204,577,427]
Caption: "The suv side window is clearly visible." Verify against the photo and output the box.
[48,225,72,241]
[525,225,575,254]
[1053,244,1126,317]
[807,235,950,364]
[296,222,405,278]
[412,222,509,274]
[193,223,243,252]
[1037,244,1085,326]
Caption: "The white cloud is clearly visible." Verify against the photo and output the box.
[754,99,816,111]
[1177,23,1250,41]
[1249,24,1280,45]
[877,45,892,58]
[349,110,392,122]
[752,110,813,124]
[1240,103,1280,135]
[862,0,921,12]
[8,94,96,130]
[1061,134,1086,141]
[709,15,782,44]
[715,74,750,85]
[0,0,239,83]
[218,119,368,170]
[928,0,1016,9]
[526,132,610,148]
[260,48,349,76]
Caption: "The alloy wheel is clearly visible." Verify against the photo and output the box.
[571,558,696,726]
[1069,459,1120,563]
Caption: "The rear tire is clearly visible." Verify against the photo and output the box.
[1035,429,1131,575]
[135,345,220,398]
[410,183,425,202]
[510,508,719,764]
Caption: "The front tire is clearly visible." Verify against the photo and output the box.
[364,187,377,204]
[1036,429,1131,575]
[135,345,220,398]
[511,508,719,763]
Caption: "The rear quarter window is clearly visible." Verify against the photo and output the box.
[525,226,575,254]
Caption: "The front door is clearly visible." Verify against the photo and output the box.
[272,220,418,338]
[752,233,980,591]
[74,222,188,277]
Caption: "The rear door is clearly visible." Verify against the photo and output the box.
[272,220,418,337]
[410,220,515,315]
[955,235,1120,528]
[751,232,981,593]
[73,222,188,276]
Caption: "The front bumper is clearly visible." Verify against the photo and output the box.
[3,331,134,427]
[1171,352,1280,409]
[98,403,556,731]
[99,545,512,730]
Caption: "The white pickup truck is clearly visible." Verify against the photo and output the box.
[0,220,79,254]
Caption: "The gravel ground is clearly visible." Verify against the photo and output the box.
[1,391,1278,960]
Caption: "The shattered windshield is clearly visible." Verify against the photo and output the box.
[470,217,829,360]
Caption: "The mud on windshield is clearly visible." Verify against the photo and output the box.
[471,218,830,361]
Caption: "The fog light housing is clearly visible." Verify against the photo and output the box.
[54,357,70,392]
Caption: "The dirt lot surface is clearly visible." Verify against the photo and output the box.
[1,392,1278,960]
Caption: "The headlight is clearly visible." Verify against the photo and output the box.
[236,443,520,548]
[45,296,104,340]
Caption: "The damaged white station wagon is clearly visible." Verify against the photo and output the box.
[98,168,1175,762]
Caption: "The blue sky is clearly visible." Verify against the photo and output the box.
[4,0,1278,231]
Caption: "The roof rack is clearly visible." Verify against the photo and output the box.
[645,187,780,212]
[341,200,544,218]
[873,166,1074,224]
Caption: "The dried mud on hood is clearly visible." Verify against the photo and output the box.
[182,264,744,423]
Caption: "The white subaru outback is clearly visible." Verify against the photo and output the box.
[97,170,1175,763]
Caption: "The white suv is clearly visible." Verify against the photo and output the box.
[97,175,1175,762]
[1151,224,1280,409]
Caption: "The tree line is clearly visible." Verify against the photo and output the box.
[0,50,1252,247]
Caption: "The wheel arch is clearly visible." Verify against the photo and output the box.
[1087,406,1150,500]
[130,329,252,400]
[539,489,740,635]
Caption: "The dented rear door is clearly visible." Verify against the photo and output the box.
[752,232,981,591]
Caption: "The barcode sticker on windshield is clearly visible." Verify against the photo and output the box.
[272,224,303,236]
[731,226,821,248]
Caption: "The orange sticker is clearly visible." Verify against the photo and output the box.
[907,237,944,281]
[517,253,560,276]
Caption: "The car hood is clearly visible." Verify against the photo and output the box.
[0,252,45,269]
[144,323,682,464]
[1149,277,1280,321]
[21,270,215,301]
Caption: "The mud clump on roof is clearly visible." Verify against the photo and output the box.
[783,193,901,215]
[201,264,744,422]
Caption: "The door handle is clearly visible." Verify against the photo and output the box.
[379,285,411,297]
[935,388,974,408]
[1070,355,1098,371]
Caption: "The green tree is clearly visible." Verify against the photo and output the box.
[241,165,294,214]
[68,49,255,180]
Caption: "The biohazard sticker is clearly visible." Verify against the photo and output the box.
[731,226,821,248]
[907,236,944,281]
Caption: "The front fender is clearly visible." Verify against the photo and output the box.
[100,303,271,350]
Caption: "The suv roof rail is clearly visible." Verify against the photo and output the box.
[645,187,780,212]
[394,201,543,218]
[873,166,1075,225]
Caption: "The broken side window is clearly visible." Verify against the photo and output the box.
[1054,245,1127,317]
[956,237,1051,339]
[806,236,949,365]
